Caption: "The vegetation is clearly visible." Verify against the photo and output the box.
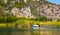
[0,15,19,23]
[0,0,60,28]
[0,0,5,8]
[0,16,60,28]
[13,2,26,8]
[35,15,47,21]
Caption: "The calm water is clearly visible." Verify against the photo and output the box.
[0,27,60,35]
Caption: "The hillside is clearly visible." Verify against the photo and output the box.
[0,0,60,20]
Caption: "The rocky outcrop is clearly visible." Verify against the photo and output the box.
[3,0,60,20]
[37,3,60,20]
[11,6,35,18]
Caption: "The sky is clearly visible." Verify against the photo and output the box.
[47,0,60,4]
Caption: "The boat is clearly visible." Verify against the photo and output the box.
[32,25,40,30]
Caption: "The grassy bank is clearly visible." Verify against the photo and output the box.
[0,19,60,28]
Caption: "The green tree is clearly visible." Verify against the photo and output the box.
[57,18,60,21]
[35,15,47,21]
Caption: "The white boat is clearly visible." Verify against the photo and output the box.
[32,25,40,29]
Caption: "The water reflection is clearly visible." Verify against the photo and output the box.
[0,27,60,35]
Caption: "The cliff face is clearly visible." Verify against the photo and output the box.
[10,7,33,18]
[37,4,60,20]
[1,0,60,20]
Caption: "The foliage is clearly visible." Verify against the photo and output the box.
[35,15,47,21]
[0,0,5,8]
[57,18,60,21]
[13,2,26,8]
[0,15,19,23]
[47,18,52,21]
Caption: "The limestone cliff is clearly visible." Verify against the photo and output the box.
[1,0,60,20]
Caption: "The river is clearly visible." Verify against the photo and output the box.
[0,27,60,35]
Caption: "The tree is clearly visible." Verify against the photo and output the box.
[35,15,47,21]
[0,0,5,8]
[57,18,60,21]
[13,1,26,8]
[0,15,19,23]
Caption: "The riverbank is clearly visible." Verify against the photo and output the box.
[0,21,60,28]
